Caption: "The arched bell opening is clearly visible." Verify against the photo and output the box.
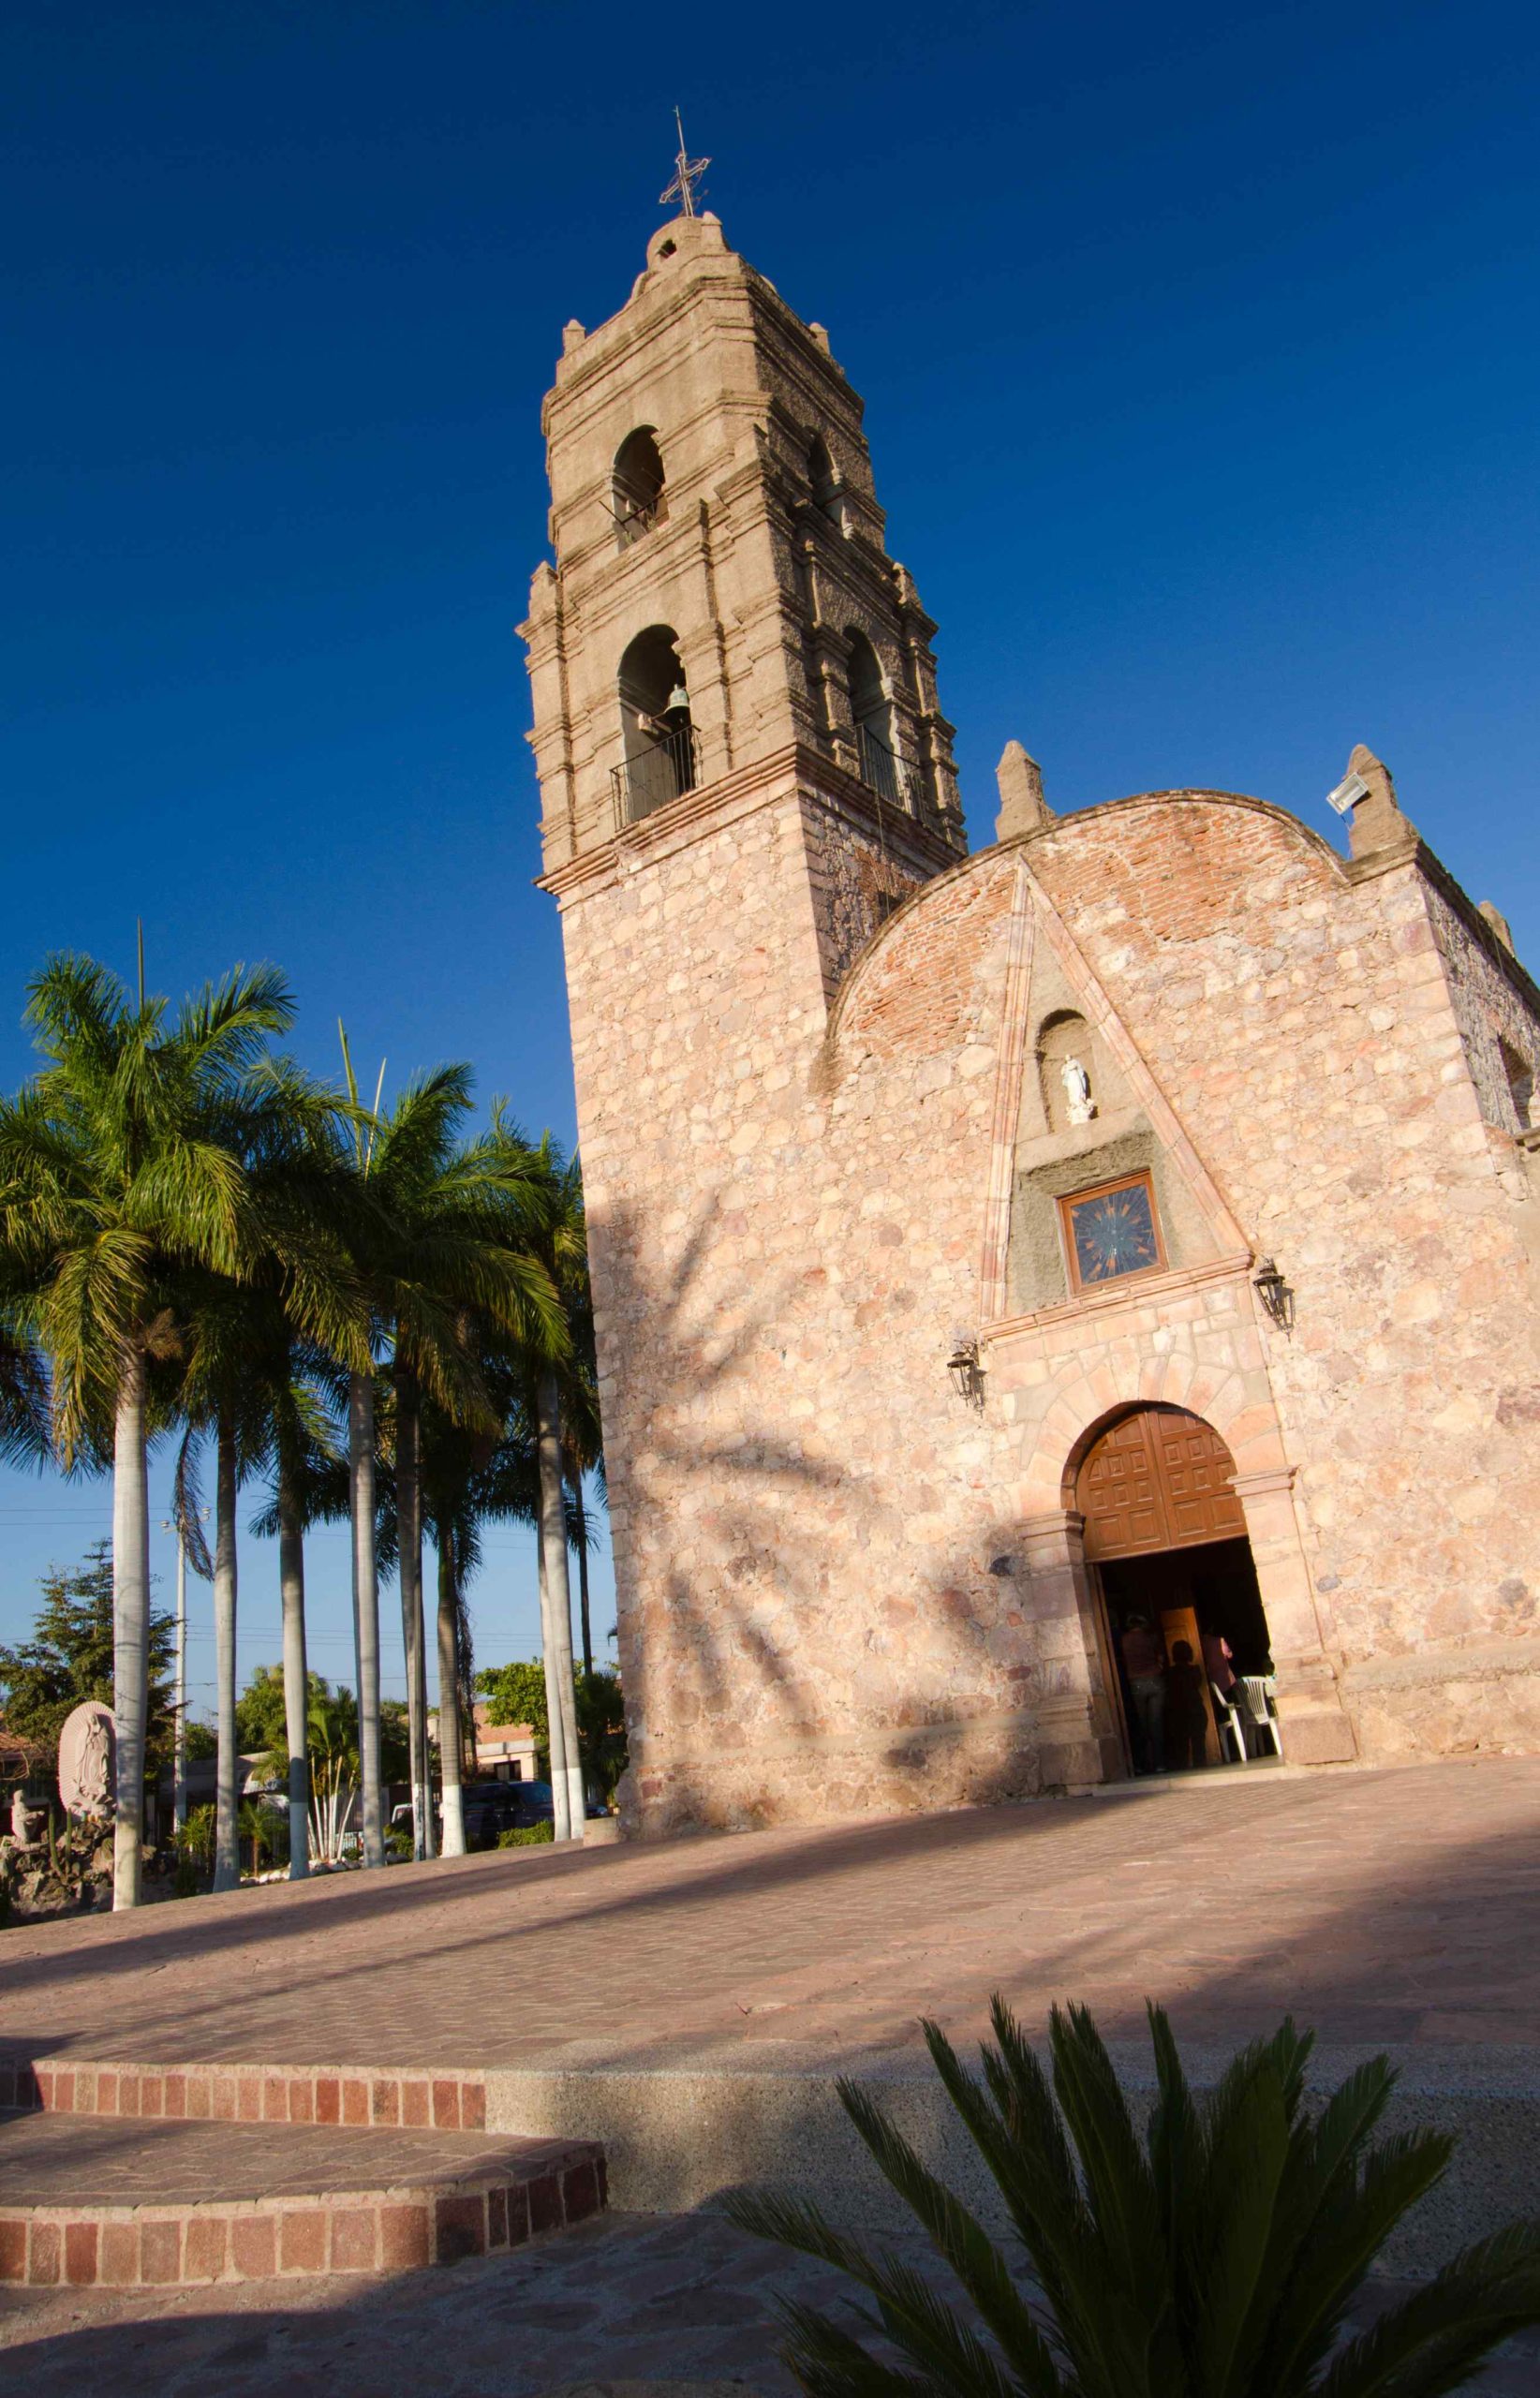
[846,628,900,805]
[615,625,696,825]
[613,427,667,549]
[1070,1403,1281,1778]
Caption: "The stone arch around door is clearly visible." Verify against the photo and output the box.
[1007,1369,1357,1778]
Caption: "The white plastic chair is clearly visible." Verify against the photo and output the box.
[1238,1674,1284,1758]
[1209,1681,1249,1766]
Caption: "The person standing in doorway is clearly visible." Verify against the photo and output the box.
[1164,1639,1209,1772]
[1119,1613,1166,1773]
[1202,1626,1238,1702]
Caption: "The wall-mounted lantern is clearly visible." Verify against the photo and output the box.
[1252,1257,1296,1333]
[947,1334,986,1409]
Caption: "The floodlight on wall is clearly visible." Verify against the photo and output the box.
[1325,769,1369,818]
[947,1333,985,1409]
[1252,1257,1296,1333]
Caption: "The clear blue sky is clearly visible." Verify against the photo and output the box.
[3,0,1536,1712]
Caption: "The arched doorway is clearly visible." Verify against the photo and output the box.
[1074,1406,1275,1775]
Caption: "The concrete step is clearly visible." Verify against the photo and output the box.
[0,2109,605,2289]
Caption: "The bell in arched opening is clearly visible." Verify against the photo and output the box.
[615,626,696,823]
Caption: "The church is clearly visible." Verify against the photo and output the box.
[523,206,1540,1836]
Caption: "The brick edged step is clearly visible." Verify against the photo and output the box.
[0,2110,606,2289]
[0,2051,490,2132]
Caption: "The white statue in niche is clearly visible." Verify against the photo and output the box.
[1060,1055,1097,1125]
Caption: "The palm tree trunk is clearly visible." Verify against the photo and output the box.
[213,1411,240,1893]
[573,1474,593,1677]
[536,1369,585,1843]
[455,1582,477,1784]
[436,1527,466,1857]
[535,1519,570,1841]
[111,1343,150,1912]
[348,1369,386,1868]
[276,1442,310,1880]
[394,1372,433,1860]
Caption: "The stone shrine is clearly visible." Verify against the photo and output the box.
[524,211,1540,1835]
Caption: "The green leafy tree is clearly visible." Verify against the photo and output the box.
[477,1658,549,1745]
[727,1994,1540,2398]
[575,1666,627,1803]
[237,1664,407,1784]
[234,1660,298,1755]
[474,1658,626,1802]
[0,954,299,1907]
[0,1544,174,1772]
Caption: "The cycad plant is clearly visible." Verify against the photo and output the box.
[726,1996,1540,2398]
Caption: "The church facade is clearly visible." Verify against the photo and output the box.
[524,211,1540,1836]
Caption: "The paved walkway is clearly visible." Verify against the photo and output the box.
[0,2113,568,2205]
[4,1761,1540,2078]
[3,2210,1538,2397]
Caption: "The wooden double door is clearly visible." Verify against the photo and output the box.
[1076,1408,1257,1773]
[1075,1405,1246,1563]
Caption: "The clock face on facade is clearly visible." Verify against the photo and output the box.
[1061,1173,1163,1290]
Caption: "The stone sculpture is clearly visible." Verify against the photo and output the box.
[1060,1055,1097,1124]
[57,1699,115,1819]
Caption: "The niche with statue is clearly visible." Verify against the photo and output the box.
[1008,996,1223,1315]
[1037,1012,1104,1132]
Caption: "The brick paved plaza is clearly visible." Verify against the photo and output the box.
[6,1760,1540,2076]
[4,1759,1540,2390]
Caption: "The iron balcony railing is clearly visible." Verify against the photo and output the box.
[856,722,906,807]
[615,496,667,549]
[612,721,698,824]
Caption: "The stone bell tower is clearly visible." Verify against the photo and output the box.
[523,209,965,898]
[522,211,970,1826]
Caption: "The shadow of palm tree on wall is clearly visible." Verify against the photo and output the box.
[590,1194,1052,1830]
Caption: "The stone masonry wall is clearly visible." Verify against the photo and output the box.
[561,779,1052,1831]
[1425,880,1540,1136]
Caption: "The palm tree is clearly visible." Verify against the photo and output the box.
[512,1134,590,1843]
[180,1068,364,1890]
[346,1068,565,1861]
[0,955,297,1909]
[727,1994,1540,2398]
[261,1672,360,1867]
[0,1257,52,1473]
[557,1242,604,1679]
[177,1276,272,1891]
[236,1331,349,1879]
[422,1335,594,1851]
[269,1354,345,1876]
[337,1029,390,1870]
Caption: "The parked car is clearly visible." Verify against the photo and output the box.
[393,1782,608,1851]
[461,1779,554,1848]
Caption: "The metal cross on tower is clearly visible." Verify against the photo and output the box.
[659,107,709,217]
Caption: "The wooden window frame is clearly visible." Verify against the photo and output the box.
[1058,1169,1167,1295]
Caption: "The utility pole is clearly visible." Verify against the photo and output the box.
[160,1517,188,1828]
[162,1506,208,1830]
